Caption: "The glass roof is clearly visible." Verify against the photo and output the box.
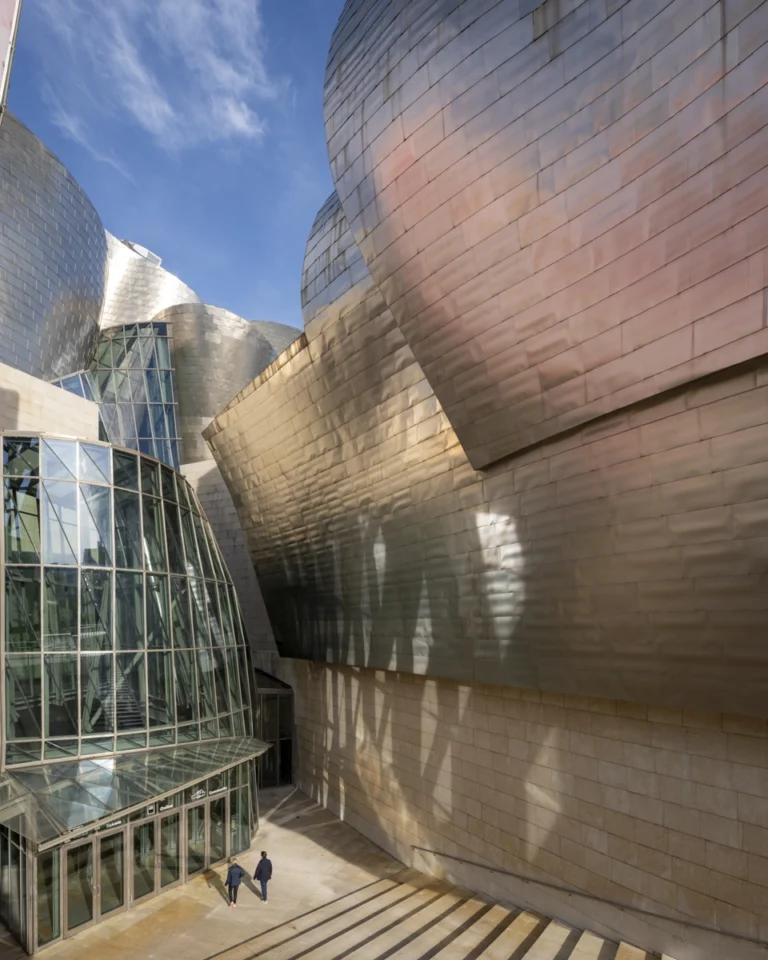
[0,738,268,849]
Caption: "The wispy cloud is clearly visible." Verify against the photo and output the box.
[33,0,285,152]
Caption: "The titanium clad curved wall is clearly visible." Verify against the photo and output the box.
[0,114,107,380]
[325,0,768,468]
[207,193,768,718]
[100,233,200,330]
[251,321,301,358]
[153,304,278,464]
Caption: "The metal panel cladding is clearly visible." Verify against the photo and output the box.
[0,114,107,380]
[324,0,768,468]
[153,304,283,464]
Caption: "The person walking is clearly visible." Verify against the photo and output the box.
[225,857,245,908]
[254,851,273,903]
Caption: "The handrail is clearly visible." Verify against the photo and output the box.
[411,845,767,947]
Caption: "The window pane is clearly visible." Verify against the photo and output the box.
[79,444,111,484]
[81,570,112,651]
[212,648,229,715]
[117,404,138,439]
[174,649,198,723]
[141,496,166,571]
[170,577,193,648]
[205,581,224,646]
[150,405,166,440]
[192,513,214,580]
[42,480,78,565]
[4,437,39,477]
[79,483,112,566]
[44,654,79,737]
[4,477,40,562]
[227,648,242,710]
[160,466,176,502]
[113,450,138,491]
[43,567,78,651]
[140,458,160,497]
[81,654,113,734]
[42,439,76,480]
[145,369,162,403]
[156,336,171,369]
[163,501,185,575]
[160,370,174,403]
[114,489,142,570]
[5,655,42,739]
[146,575,170,649]
[115,572,144,650]
[37,849,60,946]
[238,647,252,711]
[180,510,201,578]
[189,580,208,647]
[196,650,216,720]
[5,567,41,651]
[116,653,146,731]
[147,652,174,727]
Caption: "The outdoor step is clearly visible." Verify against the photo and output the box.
[475,909,544,959]
[256,878,452,960]
[616,945,654,960]
[427,903,514,958]
[569,930,617,960]
[379,894,489,959]
[522,920,580,960]
[309,891,463,960]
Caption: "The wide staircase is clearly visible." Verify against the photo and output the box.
[214,867,672,960]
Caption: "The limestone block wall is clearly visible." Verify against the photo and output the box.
[0,360,99,438]
[281,657,768,960]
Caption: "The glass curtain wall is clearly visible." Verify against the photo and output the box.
[0,826,28,947]
[51,323,181,470]
[3,435,254,767]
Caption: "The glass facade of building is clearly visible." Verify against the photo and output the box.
[51,323,181,470]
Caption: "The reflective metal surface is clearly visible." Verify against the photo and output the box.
[207,188,768,717]
[324,0,768,468]
[152,304,290,464]
[0,114,106,380]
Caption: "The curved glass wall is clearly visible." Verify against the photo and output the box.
[51,323,181,470]
[2,434,254,768]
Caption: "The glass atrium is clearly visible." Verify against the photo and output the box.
[0,434,268,953]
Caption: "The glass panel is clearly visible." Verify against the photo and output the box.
[113,450,138,491]
[145,369,162,404]
[227,649,242,710]
[230,787,249,855]
[37,848,60,946]
[262,696,279,740]
[116,653,146,731]
[160,814,180,887]
[212,648,229,716]
[4,436,39,476]
[192,512,214,579]
[45,655,79,738]
[186,806,206,877]
[163,501,185,575]
[146,575,170,649]
[5,567,41,651]
[205,581,224,646]
[189,581,208,647]
[147,652,174,728]
[5,654,42,739]
[113,371,132,403]
[81,654,113,734]
[5,741,41,765]
[42,439,76,480]
[209,796,226,863]
[160,466,176,502]
[196,650,216,720]
[114,489,142,570]
[66,843,94,930]
[156,336,171,369]
[140,459,160,498]
[127,369,145,403]
[170,577,193,648]
[150,405,166,440]
[141,496,166,571]
[115,572,143,650]
[42,480,77,565]
[160,370,175,403]
[99,832,125,916]
[238,648,251,712]
[43,567,78,651]
[4,477,40,562]
[81,570,112,651]
[132,821,155,901]
[79,483,112,566]
[174,649,198,723]
[79,444,111,485]
[117,404,138,439]
[180,510,201,578]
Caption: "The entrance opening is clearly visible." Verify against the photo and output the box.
[254,671,293,788]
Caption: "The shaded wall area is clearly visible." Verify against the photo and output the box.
[282,658,768,960]
[0,360,99,438]
[324,0,768,467]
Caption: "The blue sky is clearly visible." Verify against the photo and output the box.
[9,0,346,329]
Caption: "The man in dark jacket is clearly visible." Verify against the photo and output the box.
[225,858,245,907]
[254,851,272,903]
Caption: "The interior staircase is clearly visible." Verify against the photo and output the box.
[214,867,673,960]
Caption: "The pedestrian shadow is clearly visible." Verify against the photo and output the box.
[203,868,230,904]
[242,874,261,900]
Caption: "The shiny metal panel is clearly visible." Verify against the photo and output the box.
[0,113,106,379]
[324,0,768,468]
[207,192,768,717]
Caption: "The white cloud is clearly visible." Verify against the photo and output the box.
[33,0,284,151]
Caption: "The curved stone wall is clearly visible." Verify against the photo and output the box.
[100,232,200,330]
[153,303,278,464]
[0,114,107,380]
[325,0,768,468]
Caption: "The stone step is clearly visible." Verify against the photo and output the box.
[616,944,654,960]
[569,930,618,960]
[427,903,515,958]
[521,920,580,960]
[381,895,489,959]
[474,909,545,959]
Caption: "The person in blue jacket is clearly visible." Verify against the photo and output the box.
[225,857,245,907]
[254,851,273,903]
